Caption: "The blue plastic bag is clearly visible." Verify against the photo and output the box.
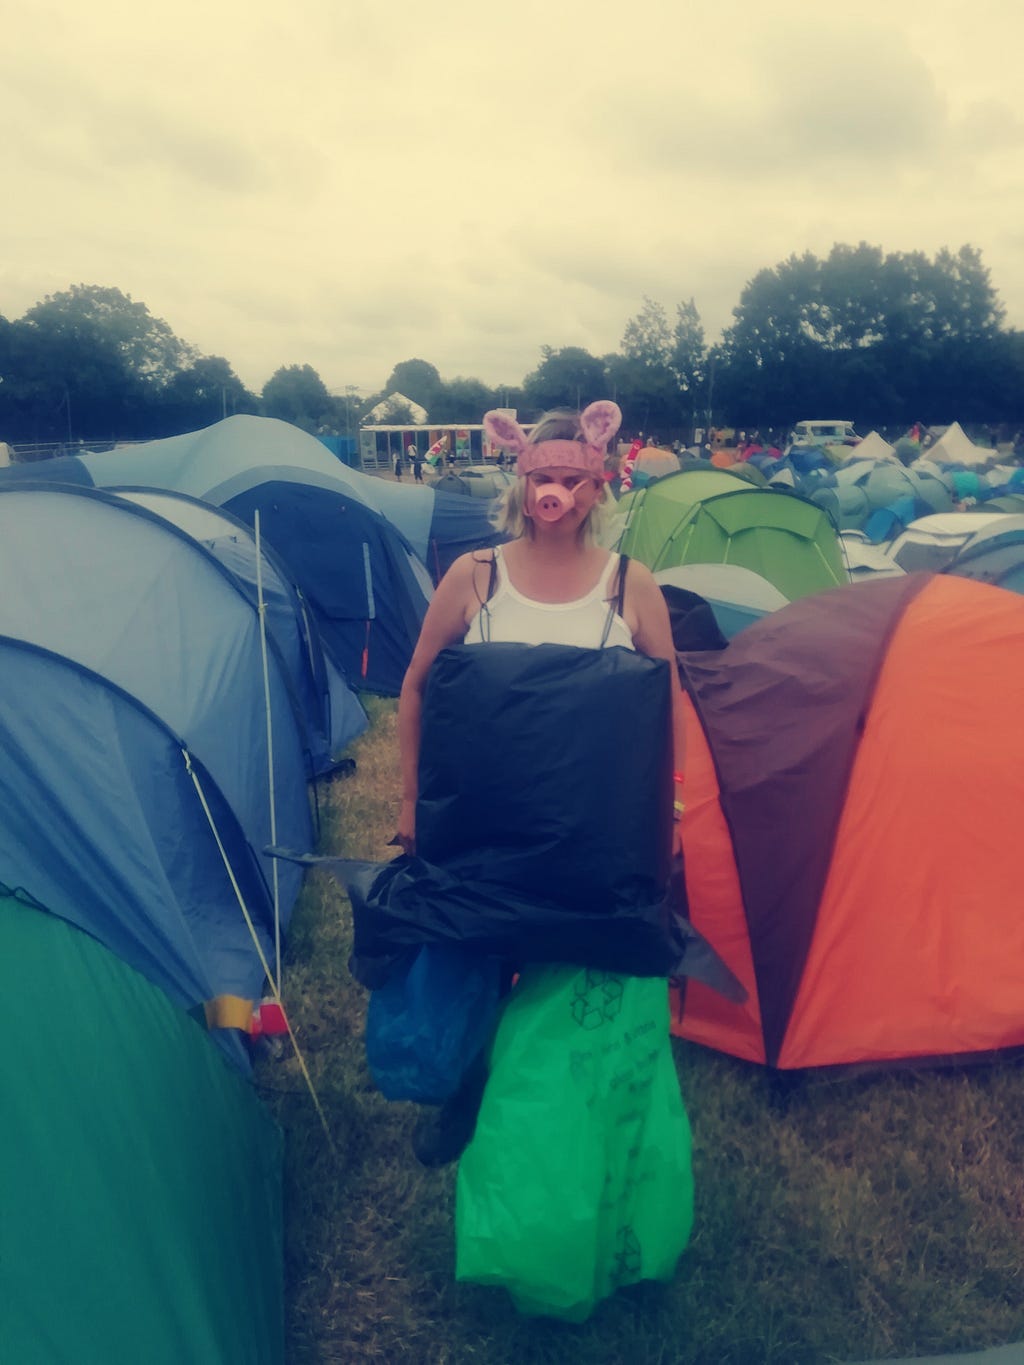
[365,944,501,1104]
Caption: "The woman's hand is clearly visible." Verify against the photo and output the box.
[395,798,416,856]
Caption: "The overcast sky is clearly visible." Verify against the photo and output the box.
[3,0,1023,401]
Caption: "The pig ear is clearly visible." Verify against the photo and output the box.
[483,410,528,452]
[579,400,622,452]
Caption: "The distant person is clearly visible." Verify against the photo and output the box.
[394,452,404,480]
[412,449,425,483]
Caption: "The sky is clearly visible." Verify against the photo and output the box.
[3,0,1023,402]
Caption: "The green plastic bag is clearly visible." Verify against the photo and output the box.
[455,965,694,1321]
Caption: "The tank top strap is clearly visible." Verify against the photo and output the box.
[598,553,625,649]
[596,551,621,600]
[491,543,508,593]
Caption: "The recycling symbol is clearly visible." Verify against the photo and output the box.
[611,1225,642,1283]
[571,969,623,1029]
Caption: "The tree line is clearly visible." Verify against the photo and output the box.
[3,244,1023,450]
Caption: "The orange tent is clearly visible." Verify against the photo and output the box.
[672,573,1024,1069]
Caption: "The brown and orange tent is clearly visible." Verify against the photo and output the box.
[673,573,1024,1070]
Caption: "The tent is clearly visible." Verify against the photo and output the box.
[865,462,952,518]
[1,895,284,1363]
[631,445,683,484]
[809,481,870,531]
[221,479,432,694]
[845,430,897,463]
[365,390,429,424]
[839,534,905,581]
[0,416,507,668]
[1,426,441,694]
[71,415,495,579]
[925,421,996,468]
[888,512,1011,573]
[111,487,368,773]
[0,485,305,1362]
[654,564,790,638]
[430,466,514,501]
[623,484,847,602]
[672,573,1024,1069]
[613,467,757,564]
[945,514,1024,593]
[0,483,313,1031]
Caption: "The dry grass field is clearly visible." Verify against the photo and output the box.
[257,698,1024,1365]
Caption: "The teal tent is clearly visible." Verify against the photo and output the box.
[0,894,283,1364]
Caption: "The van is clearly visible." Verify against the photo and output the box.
[789,419,860,448]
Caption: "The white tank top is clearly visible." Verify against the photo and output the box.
[464,547,634,650]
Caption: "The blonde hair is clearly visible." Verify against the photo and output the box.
[490,409,614,545]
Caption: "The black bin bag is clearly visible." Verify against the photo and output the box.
[271,641,746,998]
[382,641,676,977]
[417,642,673,917]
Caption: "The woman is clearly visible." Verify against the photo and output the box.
[393,400,694,1318]
[397,401,686,856]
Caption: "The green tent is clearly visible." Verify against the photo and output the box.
[616,468,755,567]
[0,896,284,1365]
[621,486,847,601]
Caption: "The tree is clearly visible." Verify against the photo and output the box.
[384,359,442,413]
[671,299,707,399]
[23,284,195,386]
[429,377,497,424]
[621,296,673,370]
[155,355,258,436]
[716,243,1008,428]
[0,284,200,441]
[521,346,607,416]
[260,364,333,432]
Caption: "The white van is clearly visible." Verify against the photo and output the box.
[789,419,860,449]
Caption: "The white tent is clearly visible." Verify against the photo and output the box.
[925,422,995,467]
[365,391,429,425]
[848,431,897,463]
[888,512,1010,572]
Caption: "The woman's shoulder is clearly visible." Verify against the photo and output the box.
[434,548,500,605]
[620,555,658,594]
[445,546,500,581]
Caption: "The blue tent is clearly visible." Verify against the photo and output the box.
[0,484,314,1056]
[73,415,497,582]
[654,563,790,638]
[0,442,434,693]
[110,487,368,772]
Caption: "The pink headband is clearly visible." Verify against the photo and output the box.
[483,401,622,478]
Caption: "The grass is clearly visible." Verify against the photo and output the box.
[256,699,1024,1364]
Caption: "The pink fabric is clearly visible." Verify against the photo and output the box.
[518,439,604,478]
[482,401,622,479]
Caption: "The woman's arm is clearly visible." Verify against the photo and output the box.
[396,553,489,852]
[626,562,688,847]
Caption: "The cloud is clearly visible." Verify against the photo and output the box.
[590,18,952,183]
[3,0,1024,404]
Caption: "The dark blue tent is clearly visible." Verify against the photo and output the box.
[223,480,432,695]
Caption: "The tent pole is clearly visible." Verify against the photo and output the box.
[253,510,282,994]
